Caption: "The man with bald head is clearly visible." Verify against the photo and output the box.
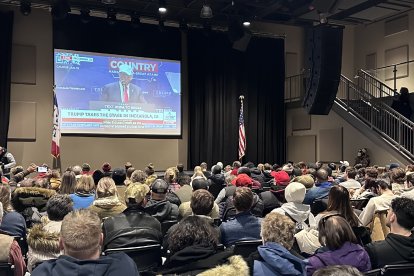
[303,168,332,205]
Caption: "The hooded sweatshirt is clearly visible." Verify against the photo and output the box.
[365,232,414,269]
[306,242,371,275]
[272,202,316,229]
[145,199,179,222]
[253,242,306,276]
[31,252,138,276]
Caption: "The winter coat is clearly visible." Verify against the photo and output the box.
[158,245,248,276]
[31,252,138,276]
[145,199,178,222]
[250,168,266,186]
[365,232,414,269]
[260,191,282,216]
[102,205,162,250]
[27,218,62,272]
[253,242,306,276]
[306,242,371,275]
[220,211,262,247]
[272,202,316,229]
[208,174,226,199]
[88,196,126,220]
[303,182,332,205]
[219,188,264,221]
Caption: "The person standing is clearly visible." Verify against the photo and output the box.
[0,147,16,179]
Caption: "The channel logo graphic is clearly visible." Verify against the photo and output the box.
[55,52,94,65]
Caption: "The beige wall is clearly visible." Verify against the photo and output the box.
[354,11,414,91]
[287,107,407,166]
[342,26,355,79]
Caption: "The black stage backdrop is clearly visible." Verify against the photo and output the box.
[188,31,285,168]
[0,11,14,148]
[53,15,181,66]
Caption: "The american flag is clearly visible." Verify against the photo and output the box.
[51,89,61,158]
[238,97,246,160]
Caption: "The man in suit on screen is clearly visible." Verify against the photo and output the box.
[101,63,146,103]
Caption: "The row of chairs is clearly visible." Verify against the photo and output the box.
[364,263,414,276]
[103,239,263,275]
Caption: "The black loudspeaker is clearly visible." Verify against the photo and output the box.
[302,25,343,115]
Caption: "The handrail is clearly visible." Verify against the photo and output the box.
[372,59,414,70]
[284,73,414,160]
[356,69,397,98]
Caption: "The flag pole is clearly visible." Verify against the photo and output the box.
[51,85,62,172]
[238,95,246,163]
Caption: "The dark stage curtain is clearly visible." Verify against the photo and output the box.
[0,11,14,148]
[188,31,285,168]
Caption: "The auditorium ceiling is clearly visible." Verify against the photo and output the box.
[1,0,414,27]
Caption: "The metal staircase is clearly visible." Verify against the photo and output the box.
[285,73,414,162]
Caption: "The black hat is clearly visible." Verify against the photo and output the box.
[151,179,169,194]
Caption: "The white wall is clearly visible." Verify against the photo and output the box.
[287,107,408,166]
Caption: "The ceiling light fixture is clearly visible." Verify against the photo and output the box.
[158,0,167,14]
[107,8,117,25]
[131,12,141,28]
[101,0,117,4]
[200,4,213,19]
[242,20,251,27]
[20,0,31,16]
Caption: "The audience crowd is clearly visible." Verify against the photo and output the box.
[0,157,414,276]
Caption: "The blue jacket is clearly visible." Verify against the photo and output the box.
[220,211,262,246]
[32,252,139,276]
[303,182,332,205]
[69,193,95,209]
[253,242,306,276]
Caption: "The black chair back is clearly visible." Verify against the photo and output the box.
[351,198,369,210]
[104,244,162,274]
[161,220,177,236]
[364,268,381,276]
[13,236,28,258]
[310,198,328,215]
[382,263,414,276]
[233,239,262,258]
[0,263,13,276]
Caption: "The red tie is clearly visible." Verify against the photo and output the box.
[123,84,129,103]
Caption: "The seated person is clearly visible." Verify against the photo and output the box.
[32,209,138,276]
[0,202,26,276]
[102,184,162,250]
[163,189,219,251]
[358,180,396,226]
[340,167,362,190]
[305,213,371,275]
[69,175,95,209]
[27,194,73,272]
[179,178,220,219]
[158,216,248,275]
[365,197,414,268]
[88,177,126,220]
[272,182,316,230]
[303,169,332,205]
[249,212,306,275]
[0,183,26,237]
[166,175,192,206]
[208,165,226,199]
[220,187,262,247]
[145,179,179,222]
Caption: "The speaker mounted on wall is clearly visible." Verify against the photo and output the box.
[303,25,343,115]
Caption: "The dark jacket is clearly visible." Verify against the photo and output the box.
[102,205,162,250]
[145,199,178,222]
[262,171,274,184]
[31,253,139,276]
[306,242,371,275]
[259,191,282,216]
[208,174,226,199]
[219,188,264,221]
[158,245,234,275]
[250,168,266,186]
[365,232,414,269]
[219,211,262,247]
[252,242,306,276]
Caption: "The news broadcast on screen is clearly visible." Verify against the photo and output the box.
[54,49,181,136]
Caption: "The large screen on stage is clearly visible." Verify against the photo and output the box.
[54,49,181,136]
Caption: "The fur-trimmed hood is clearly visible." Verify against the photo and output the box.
[12,187,56,212]
[199,255,249,276]
[93,196,123,209]
[27,221,60,254]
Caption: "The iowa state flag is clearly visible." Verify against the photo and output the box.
[51,90,61,158]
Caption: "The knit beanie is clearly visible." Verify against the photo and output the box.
[285,182,306,203]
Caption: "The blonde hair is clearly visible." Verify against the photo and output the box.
[75,175,95,194]
[96,177,117,198]
[191,166,206,181]
[61,209,101,259]
[164,168,177,184]
[261,212,295,249]
[130,170,147,184]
